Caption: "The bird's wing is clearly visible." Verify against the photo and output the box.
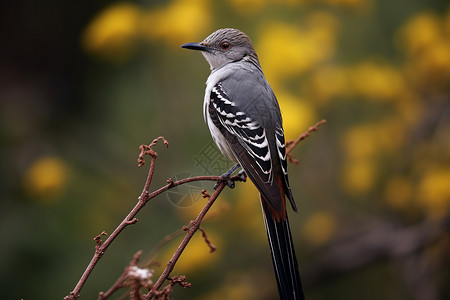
[209,81,289,212]
[212,82,272,182]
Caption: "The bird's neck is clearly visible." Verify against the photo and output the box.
[210,54,262,74]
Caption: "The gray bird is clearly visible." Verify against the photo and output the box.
[182,28,305,300]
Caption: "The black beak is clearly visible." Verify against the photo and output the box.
[181,42,212,53]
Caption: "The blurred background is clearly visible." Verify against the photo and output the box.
[1,0,450,299]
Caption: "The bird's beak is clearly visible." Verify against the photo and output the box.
[181,42,212,53]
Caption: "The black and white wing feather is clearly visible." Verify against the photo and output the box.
[275,126,296,211]
[210,82,273,184]
[208,82,297,212]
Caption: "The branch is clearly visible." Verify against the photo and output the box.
[97,251,148,300]
[64,139,245,300]
[286,119,327,165]
[198,226,217,253]
[64,120,326,299]
[144,183,227,299]
[64,137,168,300]
[150,276,191,300]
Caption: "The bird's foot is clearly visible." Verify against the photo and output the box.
[213,178,235,189]
[237,169,247,181]
[214,163,241,189]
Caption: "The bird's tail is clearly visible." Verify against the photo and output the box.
[261,197,305,300]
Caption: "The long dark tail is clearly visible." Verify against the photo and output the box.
[261,198,305,300]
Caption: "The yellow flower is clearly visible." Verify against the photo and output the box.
[277,92,317,141]
[397,12,442,55]
[418,167,450,218]
[227,0,369,12]
[227,0,269,14]
[343,120,406,160]
[81,0,211,61]
[307,65,348,104]
[141,0,211,45]
[342,125,377,160]
[257,18,337,84]
[349,62,405,101]
[302,212,336,246]
[305,11,339,42]
[23,156,68,204]
[415,40,450,79]
[342,158,376,195]
[81,2,141,61]
[397,11,450,85]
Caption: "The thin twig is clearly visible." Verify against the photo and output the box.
[98,251,144,300]
[65,137,166,300]
[145,182,227,299]
[198,227,217,253]
[286,119,327,165]
[150,276,191,300]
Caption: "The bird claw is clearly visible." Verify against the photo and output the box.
[226,179,235,188]
[214,163,241,190]
[214,177,235,190]
[237,169,247,181]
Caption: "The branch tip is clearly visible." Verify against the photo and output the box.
[199,227,217,253]
[169,275,191,288]
[287,153,300,165]
[138,137,169,167]
[149,136,169,149]
[286,119,327,162]
[94,231,108,248]
[132,250,143,265]
[201,189,210,198]
[126,218,138,225]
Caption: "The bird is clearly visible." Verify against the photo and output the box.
[181,28,305,300]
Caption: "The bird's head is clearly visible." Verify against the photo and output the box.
[181,28,259,70]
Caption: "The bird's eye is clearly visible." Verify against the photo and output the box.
[220,42,230,50]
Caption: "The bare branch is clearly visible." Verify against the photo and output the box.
[98,251,145,300]
[150,276,191,300]
[198,227,217,253]
[65,138,169,300]
[138,136,169,167]
[65,122,319,300]
[286,119,327,165]
[145,182,228,299]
